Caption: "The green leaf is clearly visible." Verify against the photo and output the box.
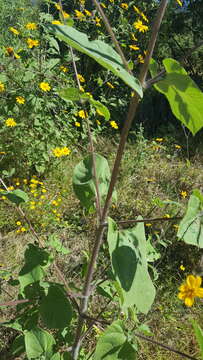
[149,58,203,135]
[51,25,143,97]
[24,327,55,359]
[107,217,155,313]
[40,284,72,329]
[191,320,203,359]
[10,335,25,357]
[51,353,62,360]
[58,88,110,120]
[89,98,110,121]
[93,320,126,360]
[73,154,116,211]
[19,244,51,292]
[58,87,82,102]
[3,189,29,205]
[177,192,203,247]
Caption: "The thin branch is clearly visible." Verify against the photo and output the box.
[134,332,198,360]
[72,1,169,358]
[69,46,102,220]
[102,215,182,227]
[92,0,130,73]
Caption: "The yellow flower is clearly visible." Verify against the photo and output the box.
[100,2,107,8]
[27,38,39,48]
[173,224,179,230]
[62,11,70,19]
[130,33,138,41]
[156,138,163,142]
[180,265,185,271]
[95,16,101,27]
[9,27,20,35]
[20,227,27,232]
[176,0,183,6]
[178,275,203,306]
[61,146,71,156]
[8,186,14,191]
[145,223,152,227]
[25,22,37,30]
[141,12,149,23]
[133,6,142,15]
[106,82,114,89]
[75,10,85,18]
[84,9,92,16]
[138,54,144,63]
[16,96,25,104]
[175,144,182,149]
[120,3,128,10]
[5,118,17,127]
[54,3,62,10]
[42,189,47,193]
[133,20,148,33]
[129,44,140,51]
[164,214,170,218]
[75,121,81,127]
[39,82,51,92]
[52,20,62,25]
[78,110,87,119]
[16,221,21,226]
[60,65,68,72]
[52,146,71,157]
[77,74,85,83]
[180,190,187,199]
[0,81,5,92]
[110,121,118,129]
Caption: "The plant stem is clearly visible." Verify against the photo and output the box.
[72,1,168,358]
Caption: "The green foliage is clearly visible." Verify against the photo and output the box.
[73,153,117,212]
[191,320,203,359]
[39,284,72,329]
[94,320,137,360]
[177,190,203,247]
[107,217,155,313]
[2,189,29,205]
[18,244,52,292]
[24,327,55,359]
[150,58,203,135]
[58,87,110,120]
[51,25,143,97]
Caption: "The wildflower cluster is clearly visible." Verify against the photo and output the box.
[52,147,71,158]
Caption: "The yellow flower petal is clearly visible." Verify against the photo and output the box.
[185,297,194,307]
[186,275,196,288]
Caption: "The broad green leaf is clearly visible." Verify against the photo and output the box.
[150,58,203,135]
[58,88,110,120]
[93,320,126,360]
[51,25,143,97]
[40,284,72,329]
[73,154,116,211]
[19,244,51,292]
[24,327,55,359]
[191,320,203,359]
[3,189,29,205]
[177,192,203,247]
[107,217,155,313]
[10,335,25,357]
[51,353,62,360]
[89,98,110,121]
